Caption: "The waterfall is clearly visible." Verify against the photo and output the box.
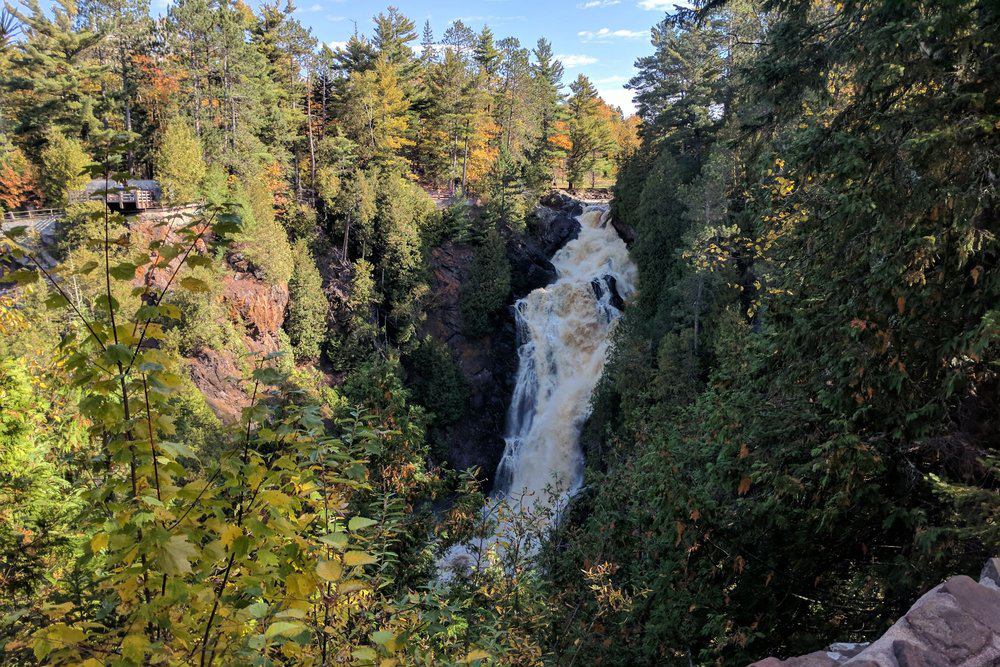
[440,204,637,576]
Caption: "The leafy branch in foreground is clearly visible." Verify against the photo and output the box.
[0,140,408,667]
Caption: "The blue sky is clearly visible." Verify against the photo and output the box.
[297,0,685,114]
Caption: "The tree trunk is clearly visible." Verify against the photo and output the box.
[461,118,470,194]
[307,78,317,198]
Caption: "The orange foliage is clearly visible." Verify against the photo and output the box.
[134,54,185,125]
[0,148,43,211]
[263,161,289,217]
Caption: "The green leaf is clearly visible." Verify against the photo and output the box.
[110,262,139,280]
[179,276,210,292]
[187,255,213,268]
[372,631,395,645]
[159,534,196,575]
[252,367,285,386]
[104,344,132,365]
[246,601,268,618]
[76,260,100,275]
[348,517,377,532]
[122,634,148,663]
[135,304,160,321]
[351,647,377,662]
[318,532,349,550]
[44,293,70,310]
[4,269,38,285]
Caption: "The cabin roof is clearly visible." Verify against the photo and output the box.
[81,179,161,195]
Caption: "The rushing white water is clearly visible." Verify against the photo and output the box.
[440,204,637,576]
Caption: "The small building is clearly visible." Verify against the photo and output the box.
[75,179,162,212]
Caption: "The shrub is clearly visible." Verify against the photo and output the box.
[404,336,468,425]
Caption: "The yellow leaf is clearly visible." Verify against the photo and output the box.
[344,551,377,567]
[260,490,292,509]
[464,649,491,662]
[90,532,109,554]
[122,634,148,663]
[316,560,342,582]
[338,579,368,594]
[220,524,241,549]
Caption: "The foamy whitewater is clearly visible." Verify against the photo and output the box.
[439,204,637,577]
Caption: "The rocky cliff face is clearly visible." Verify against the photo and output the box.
[132,209,289,423]
[749,559,1000,667]
[420,194,585,488]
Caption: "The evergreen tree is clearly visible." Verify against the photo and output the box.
[340,55,412,165]
[566,74,613,190]
[524,38,565,192]
[286,239,329,360]
[483,145,526,232]
[2,0,103,151]
[460,227,510,338]
[77,0,153,171]
[419,19,435,64]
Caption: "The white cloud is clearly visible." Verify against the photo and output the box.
[329,41,348,51]
[595,75,628,84]
[577,0,622,7]
[597,86,637,115]
[638,0,690,9]
[578,28,645,42]
[556,54,599,68]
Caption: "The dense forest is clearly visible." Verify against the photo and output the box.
[1,0,998,666]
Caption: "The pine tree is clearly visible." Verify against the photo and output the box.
[484,145,526,232]
[2,0,103,151]
[566,74,614,190]
[524,38,566,192]
[286,239,329,360]
[420,19,435,64]
[340,55,412,165]
[628,13,726,152]
[460,227,510,338]
[77,0,152,171]
[423,47,477,190]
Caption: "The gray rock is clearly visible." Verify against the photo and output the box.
[746,563,1000,667]
[979,557,1000,590]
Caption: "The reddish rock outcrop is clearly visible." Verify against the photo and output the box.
[129,207,290,422]
[748,560,1000,667]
